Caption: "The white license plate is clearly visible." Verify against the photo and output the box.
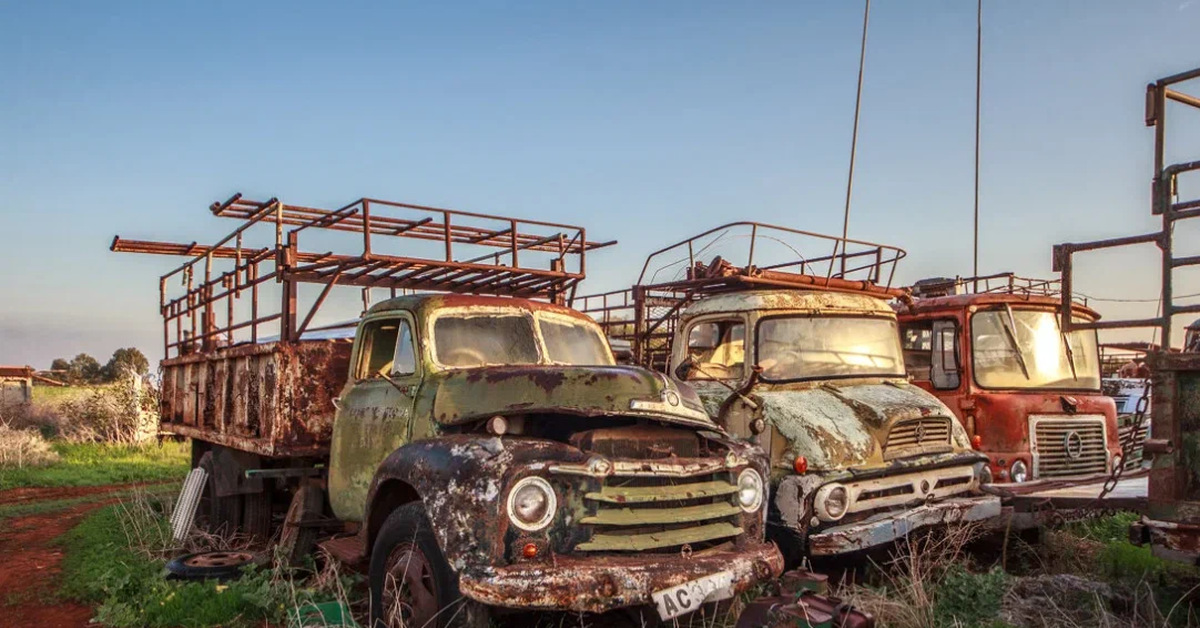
[652,570,735,620]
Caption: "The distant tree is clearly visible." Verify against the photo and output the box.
[102,347,150,381]
[50,358,70,373]
[66,353,103,385]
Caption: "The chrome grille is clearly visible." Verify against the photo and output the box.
[1031,416,1108,478]
[885,417,952,455]
[576,472,743,552]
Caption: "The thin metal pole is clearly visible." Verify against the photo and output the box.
[840,0,871,275]
[973,0,982,289]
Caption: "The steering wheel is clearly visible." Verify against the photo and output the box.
[441,346,489,367]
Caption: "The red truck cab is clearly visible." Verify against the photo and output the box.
[896,275,1121,484]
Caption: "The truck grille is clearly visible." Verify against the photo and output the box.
[884,417,952,458]
[576,472,743,552]
[1031,416,1108,478]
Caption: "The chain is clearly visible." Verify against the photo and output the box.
[1091,377,1152,506]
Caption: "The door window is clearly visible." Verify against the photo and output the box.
[357,318,416,379]
[681,319,745,380]
[931,320,961,390]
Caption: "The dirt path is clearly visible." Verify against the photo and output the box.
[0,480,175,506]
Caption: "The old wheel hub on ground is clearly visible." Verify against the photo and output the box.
[383,543,439,628]
[183,552,255,568]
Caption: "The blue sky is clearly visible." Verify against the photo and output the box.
[2,0,1200,367]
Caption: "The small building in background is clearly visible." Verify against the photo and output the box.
[0,366,34,405]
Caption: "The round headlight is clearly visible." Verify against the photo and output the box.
[817,484,849,521]
[979,464,994,486]
[1010,460,1028,484]
[736,468,764,512]
[507,477,557,531]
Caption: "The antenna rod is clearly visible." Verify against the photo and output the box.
[840,0,871,275]
[973,0,982,290]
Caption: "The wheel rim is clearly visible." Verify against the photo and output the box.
[382,542,439,628]
[183,551,254,568]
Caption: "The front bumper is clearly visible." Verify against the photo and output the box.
[458,541,784,613]
[808,495,1002,556]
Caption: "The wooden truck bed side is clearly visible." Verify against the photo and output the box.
[160,339,352,458]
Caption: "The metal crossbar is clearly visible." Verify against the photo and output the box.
[113,193,614,358]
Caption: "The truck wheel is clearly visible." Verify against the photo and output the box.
[242,480,274,542]
[199,452,242,534]
[369,502,488,628]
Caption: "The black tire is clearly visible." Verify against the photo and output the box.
[279,483,323,567]
[165,551,265,581]
[368,502,488,628]
[198,451,243,534]
[242,479,274,542]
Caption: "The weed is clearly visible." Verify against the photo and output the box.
[933,564,1010,628]
[0,440,189,490]
[0,424,60,468]
[59,493,363,627]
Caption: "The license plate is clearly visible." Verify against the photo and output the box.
[652,570,735,620]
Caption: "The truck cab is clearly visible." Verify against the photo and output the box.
[579,224,999,559]
[897,275,1122,484]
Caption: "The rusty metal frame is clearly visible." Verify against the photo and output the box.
[575,222,907,368]
[1053,68,1200,348]
[113,193,615,359]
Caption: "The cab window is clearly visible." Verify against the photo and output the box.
[358,318,416,378]
[682,319,745,380]
[900,320,960,389]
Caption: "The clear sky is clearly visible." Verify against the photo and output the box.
[3,0,1200,368]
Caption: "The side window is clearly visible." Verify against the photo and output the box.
[931,319,961,390]
[901,322,933,381]
[682,319,745,380]
[392,320,416,376]
[357,319,400,379]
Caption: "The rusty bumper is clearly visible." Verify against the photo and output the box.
[808,496,1001,556]
[1131,517,1200,565]
[458,542,784,613]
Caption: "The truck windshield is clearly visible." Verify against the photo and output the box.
[971,309,1100,390]
[757,316,905,381]
[433,312,614,368]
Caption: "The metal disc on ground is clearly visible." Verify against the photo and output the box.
[165,551,264,581]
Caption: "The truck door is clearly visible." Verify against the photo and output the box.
[328,315,420,522]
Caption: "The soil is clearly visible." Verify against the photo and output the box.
[0,483,156,628]
[0,480,174,506]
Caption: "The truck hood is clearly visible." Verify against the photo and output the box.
[747,381,970,471]
[430,365,717,430]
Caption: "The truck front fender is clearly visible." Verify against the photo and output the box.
[362,435,586,573]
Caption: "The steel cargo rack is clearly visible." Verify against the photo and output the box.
[113,193,615,360]
[574,221,907,370]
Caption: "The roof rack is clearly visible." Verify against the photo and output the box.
[113,193,614,358]
[909,272,1066,299]
[574,222,906,370]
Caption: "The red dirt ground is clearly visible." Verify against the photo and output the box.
[0,483,160,628]
[0,480,174,506]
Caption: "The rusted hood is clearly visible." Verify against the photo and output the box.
[758,381,964,470]
[430,365,716,429]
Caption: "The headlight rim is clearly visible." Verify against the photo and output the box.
[1010,459,1028,484]
[506,476,557,532]
[815,483,850,522]
[735,468,764,513]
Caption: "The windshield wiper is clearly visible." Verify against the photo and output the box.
[1000,304,1031,380]
[1054,313,1079,381]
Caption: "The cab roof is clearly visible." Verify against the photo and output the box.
[681,288,896,319]
[367,293,593,322]
[902,292,1100,320]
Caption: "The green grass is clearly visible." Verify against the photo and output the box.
[59,503,358,628]
[31,384,102,405]
[0,440,190,491]
[0,484,180,524]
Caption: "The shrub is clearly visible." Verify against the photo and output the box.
[0,424,60,468]
[933,564,1010,628]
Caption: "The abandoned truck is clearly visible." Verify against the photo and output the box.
[577,223,999,559]
[114,195,784,627]
[897,275,1128,483]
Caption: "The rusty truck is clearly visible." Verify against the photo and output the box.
[896,274,1128,484]
[577,223,999,559]
[114,195,783,627]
